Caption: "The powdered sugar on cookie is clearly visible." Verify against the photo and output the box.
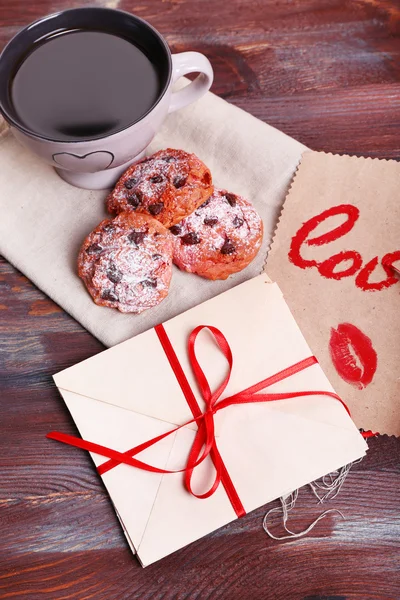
[171,188,263,280]
[78,213,173,313]
[106,148,213,228]
[113,155,189,204]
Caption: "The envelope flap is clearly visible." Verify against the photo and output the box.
[58,387,178,549]
[54,327,195,426]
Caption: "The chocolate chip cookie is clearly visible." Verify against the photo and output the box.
[78,213,173,313]
[106,148,213,228]
[170,188,263,280]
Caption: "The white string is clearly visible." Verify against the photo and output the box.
[262,461,359,541]
[309,459,362,503]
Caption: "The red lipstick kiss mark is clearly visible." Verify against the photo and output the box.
[329,323,377,389]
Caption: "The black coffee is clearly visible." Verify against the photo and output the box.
[10,30,162,141]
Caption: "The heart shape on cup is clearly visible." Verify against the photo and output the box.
[52,150,114,173]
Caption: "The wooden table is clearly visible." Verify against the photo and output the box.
[1,1,399,598]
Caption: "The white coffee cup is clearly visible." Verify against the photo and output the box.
[0,8,213,190]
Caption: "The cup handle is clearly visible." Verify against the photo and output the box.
[168,52,213,114]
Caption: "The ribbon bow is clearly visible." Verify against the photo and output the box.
[48,324,356,518]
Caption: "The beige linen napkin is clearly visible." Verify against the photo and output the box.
[0,90,305,347]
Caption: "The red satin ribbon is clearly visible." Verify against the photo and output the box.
[47,324,359,518]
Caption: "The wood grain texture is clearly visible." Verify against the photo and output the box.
[1,0,399,598]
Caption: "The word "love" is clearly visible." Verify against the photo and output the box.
[289,204,400,292]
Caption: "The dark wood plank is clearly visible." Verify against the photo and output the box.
[1,0,400,598]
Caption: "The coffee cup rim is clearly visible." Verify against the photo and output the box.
[0,7,173,143]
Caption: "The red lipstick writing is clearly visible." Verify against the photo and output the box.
[289,204,400,292]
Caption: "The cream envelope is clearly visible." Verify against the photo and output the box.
[53,275,368,567]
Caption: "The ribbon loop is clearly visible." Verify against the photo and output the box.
[188,325,233,409]
[184,325,236,498]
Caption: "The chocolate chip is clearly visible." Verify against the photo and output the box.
[86,243,102,255]
[220,239,236,254]
[233,216,244,228]
[173,176,187,189]
[163,155,175,163]
[169,224,182,236]
[224,193,237,207]
[124,178,137,190]
[128,230,146,245]
[152,253,162,260]
[101,289,118,302]
[127,191,142,208]
[142,278,157,288]
[199,198,211,209]
[148,203,164,215]
[181,232,201,245]
[204,217,219,226]
[150,175,163,183]
[202,172,211,185]
[107,264,123,284]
